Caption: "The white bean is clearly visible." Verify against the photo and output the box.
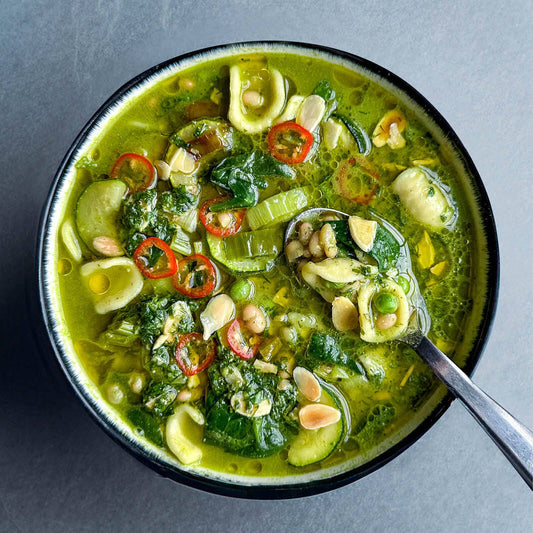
[285,240,304,262]
[375,313,397,330]
[242,304,267,334]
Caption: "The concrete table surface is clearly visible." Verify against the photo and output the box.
[1,1,532,531]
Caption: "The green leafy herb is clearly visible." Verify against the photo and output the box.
[354,403,396,450]
[143,382,178,417]
[204,348,297,457]
[126,408,164,446]
[326,220,400,272]
[210,151,295,211]
[313,80,337,118]
[306,333,365,374]
[169,134,189,149]
[158,186,197,216]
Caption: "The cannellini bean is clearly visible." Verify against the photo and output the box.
[242,304,267,334]
[92,236,124,257]
[332,296,359,332]
[242,90,264,108]
[200,294,236,340]
[299,404,341,430]
[106,384,123,405]
[129,374,145,394]
[308,231,324,258]
[293,367,321,402]
[154,160,171,180]
[319,223,338,258]
[375,313,398,330]
[285,240,304,262]
[298,222,313,245]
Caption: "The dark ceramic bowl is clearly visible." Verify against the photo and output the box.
[38,41,499,499]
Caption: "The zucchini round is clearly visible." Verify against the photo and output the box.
[75,179,126,252]
[287,386,344,467]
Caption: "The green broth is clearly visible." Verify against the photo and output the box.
[54,51,482,478]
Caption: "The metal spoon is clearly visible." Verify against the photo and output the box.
[285,208,533,489]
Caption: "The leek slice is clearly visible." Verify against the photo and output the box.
[246,187,312,230]
[170,226,193,256]
[206,228,282,273]
[228,64,286,134]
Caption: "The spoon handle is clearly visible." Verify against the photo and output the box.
[414,335,533,489]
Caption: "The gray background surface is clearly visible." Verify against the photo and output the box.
[1,0,532,531]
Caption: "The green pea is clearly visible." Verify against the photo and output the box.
[397,276,410,294]
[230,278,254,301]
[375,293,399,314]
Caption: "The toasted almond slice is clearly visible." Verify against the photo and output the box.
[293,367,321,402]
[296,94,326,132]
[348,216,377,253]
[92,236,124,257]
[299,404,341,430]
[332,296,359,332]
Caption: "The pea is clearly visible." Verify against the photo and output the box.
[375,293,399,314]
[398,276,410,294]
[230,278,254,301]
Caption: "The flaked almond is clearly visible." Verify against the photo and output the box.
[332,296,359,332]
[299,404,341,430]
[92,236,124,257]
[292,367,321,402]
[348,216,377,253]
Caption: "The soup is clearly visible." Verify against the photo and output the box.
[53,51,482,478]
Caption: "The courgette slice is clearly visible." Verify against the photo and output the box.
[75,179,127,252]
[287,385,345,467]
[206,228,282,273]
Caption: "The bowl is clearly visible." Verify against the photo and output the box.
[38,41,499,499]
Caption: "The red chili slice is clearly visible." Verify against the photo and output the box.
[199,196,245,237]
[172,254,217,298]
[334,156,380,205]
[175,333,216,376]
[133,237,177,279]
[226,319,261,360]
[267,121,313,165]
[110,153,156,193]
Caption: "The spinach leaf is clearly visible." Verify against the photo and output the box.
[143,382,177,417]
[313,80,337,118]
[158,186,196,216]
[210,151,295,211]
[307,333,365,374]
[325,220,400,272]
[126,408,164,446]
[204,348,297,457]
[121,190,176,254]
[354,403,396,450]
[332,113,370,155]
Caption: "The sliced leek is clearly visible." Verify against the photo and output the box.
[246,187,312,230]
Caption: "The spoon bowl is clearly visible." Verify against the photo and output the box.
[286,207,533,490]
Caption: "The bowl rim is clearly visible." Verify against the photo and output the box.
[37,40,500,499]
